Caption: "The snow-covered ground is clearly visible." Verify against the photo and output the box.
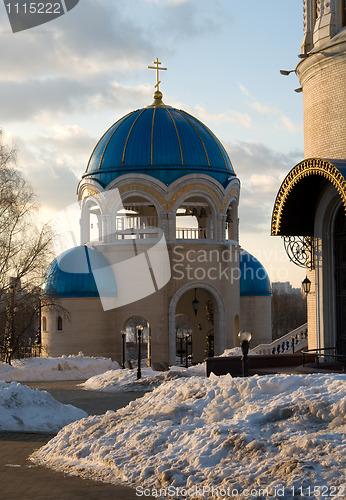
[80,364,206,392]
[0,382,87,432]
[32,373,346,499]
[0,353,120,382]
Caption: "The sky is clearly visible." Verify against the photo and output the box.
[0,0,306,287]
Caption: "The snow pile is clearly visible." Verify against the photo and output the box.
[220,347,258,357]
[32,374,346,498]
[81,364,206,392]
[0,381,87,432]
[0,353,120,382]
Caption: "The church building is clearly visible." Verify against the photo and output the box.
[41,60,272,367]
[272,0,346,355]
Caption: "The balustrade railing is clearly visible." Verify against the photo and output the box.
[115,216,159,239]
[252,323,308,355]
[176,228,213,240]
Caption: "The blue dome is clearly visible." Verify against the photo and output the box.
[239,250,271,297]
[44,246,117,298]
[83,100,236,188]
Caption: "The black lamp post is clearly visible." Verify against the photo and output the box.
[302,277,311,294]
[121,330,126,369]
[136,324,143,380]
[238,330,252,377]
[192,288,199,316]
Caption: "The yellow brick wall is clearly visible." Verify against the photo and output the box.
[297,41,346,159]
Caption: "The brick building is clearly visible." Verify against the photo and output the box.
[272,1,346,354]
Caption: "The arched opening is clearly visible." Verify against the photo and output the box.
[42,316,47,332]
[57,316,63,331]
[175,314,193,367]
[225,200,238,241]
[123,316,151,367]
[115,195,159,240]
[81,197,103,243]
[334,204,346,354]
[176,196,214,240]
[173,287,217,364]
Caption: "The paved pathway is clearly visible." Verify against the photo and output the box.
[0,381,152,500]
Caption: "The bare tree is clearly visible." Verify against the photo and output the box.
[0,132,58,364]
[272,290,307,340]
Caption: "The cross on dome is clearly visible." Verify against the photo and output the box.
[148,57,167,92]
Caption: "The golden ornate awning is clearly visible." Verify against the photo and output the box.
[271,158,346,236]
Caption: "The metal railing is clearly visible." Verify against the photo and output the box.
[302,347,346,371]
[252,323,308,355]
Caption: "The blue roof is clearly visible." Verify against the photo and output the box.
[83,103,236,188]
[239,250,271,297]
[44,246,117,298]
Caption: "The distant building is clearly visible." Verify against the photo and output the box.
[272,282,301,295]
[272,1,346,354]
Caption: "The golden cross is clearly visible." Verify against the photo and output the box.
[148,58,167,92]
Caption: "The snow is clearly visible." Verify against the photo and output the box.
[80,364,206,392]
[0,381,87,433]
[219,347,258,357]
[31,373,346,498]
[0,353,120,382]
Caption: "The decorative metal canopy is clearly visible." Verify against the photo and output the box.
[272,158,346,236]
[282,236,314,270]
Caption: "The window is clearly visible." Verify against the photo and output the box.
[57,316,63,331]
[42,316,47,332]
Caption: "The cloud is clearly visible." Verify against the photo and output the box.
[13,126,96,214]
[0,76,152,123]
[249,101,302,133]
[250,101,278,115]
[238,84,252,97]
[194,105,253,129]
[280,115,302,133]
[0,0,154,81]
[224,141,303,233]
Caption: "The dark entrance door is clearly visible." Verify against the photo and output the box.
[335,205,346,355]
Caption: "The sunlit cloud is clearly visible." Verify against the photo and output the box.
[195,105,253,129]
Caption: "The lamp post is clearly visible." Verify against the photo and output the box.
[136,324,143,380]
[121,330,126,369]
[192,288,199,316]
[302,277,311,294]
[238,330,252,377]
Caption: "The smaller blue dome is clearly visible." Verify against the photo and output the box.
[239,250,271,297]
[44,246,117,298]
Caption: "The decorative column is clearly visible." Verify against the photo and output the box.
[313,0,336,47]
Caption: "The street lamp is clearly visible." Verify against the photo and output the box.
[280,69,295,75]
[302,277,311,294]
[136,324,144,380]
[192,288,199,316]
[121,330,126,369]
[238,330,252,377]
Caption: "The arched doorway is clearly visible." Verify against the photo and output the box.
[123,316,151,367]
[175,314,192,367]
[169,284,225,365]
[334,205,346,354]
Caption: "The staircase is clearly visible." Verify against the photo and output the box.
[252,323,308,355]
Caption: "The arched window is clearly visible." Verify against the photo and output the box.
[57,316,63,331]
[42,316,47,332]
